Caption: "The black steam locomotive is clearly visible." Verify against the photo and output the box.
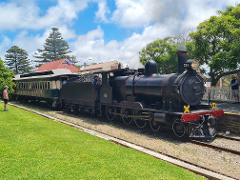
[60,50,224,139]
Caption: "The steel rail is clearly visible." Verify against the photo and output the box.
[191,139,240,156]
[217,134,240,142]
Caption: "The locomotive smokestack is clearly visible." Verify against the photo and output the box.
[177,45,187,74]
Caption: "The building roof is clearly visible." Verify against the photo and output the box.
[80,60,120,74]
[36,59,79,73]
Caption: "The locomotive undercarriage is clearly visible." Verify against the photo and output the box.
[61,99,219,140]
[172,116,217,140]
[103,103,218,140]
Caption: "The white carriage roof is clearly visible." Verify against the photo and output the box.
[14,69,78,81]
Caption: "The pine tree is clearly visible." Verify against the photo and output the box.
[34,27,71,64]
[5,45,32,74]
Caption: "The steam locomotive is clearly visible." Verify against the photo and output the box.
[14,49,224,140]
[60,49,224,139]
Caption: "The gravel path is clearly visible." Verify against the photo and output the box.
[12,103,240,179]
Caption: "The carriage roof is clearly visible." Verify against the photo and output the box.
[14,69,79,81]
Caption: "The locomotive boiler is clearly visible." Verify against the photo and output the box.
[112,60,205,111]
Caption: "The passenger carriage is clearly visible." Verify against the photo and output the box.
[14,69,79,108]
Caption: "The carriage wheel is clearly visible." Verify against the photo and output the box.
[105,106,115,121]
[149,120,161,133]
[134,111,147,129]
[121,109,132,125]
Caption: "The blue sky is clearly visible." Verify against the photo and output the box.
[0,0,239,67]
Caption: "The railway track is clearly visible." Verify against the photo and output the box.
[191,139,240,156]
[8,102,237,180]
[217,134,240,142]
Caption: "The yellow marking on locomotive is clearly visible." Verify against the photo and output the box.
[183,105,190,113]
[210,102,217,109]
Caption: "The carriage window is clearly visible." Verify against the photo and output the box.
[48,82,50,89]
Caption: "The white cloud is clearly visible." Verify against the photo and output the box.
[0,36,11,59]
[72,24,170,68]
[112,0,240,32]
[0,0,90,30]
[112,0,152,27]
[95,0,110,22]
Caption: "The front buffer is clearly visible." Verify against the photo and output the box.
[172,106,224,140]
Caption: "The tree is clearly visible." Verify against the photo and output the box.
[189,4,240,85]
[68,55,78,64]
[5,45,32,74]
[34,27,71,64]
[139,38,178,74]
[0,60,15,96]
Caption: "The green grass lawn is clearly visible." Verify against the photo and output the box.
[0,104,203,179]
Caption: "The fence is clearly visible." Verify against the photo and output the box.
[203,87,239,102]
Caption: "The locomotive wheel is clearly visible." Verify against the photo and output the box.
[105,106,115,121]
[134,112,147,129]
[172,119,186,138]
[121,109,132,126]
[149,120,161,133]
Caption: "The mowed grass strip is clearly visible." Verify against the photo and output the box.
[0,104,203,179]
